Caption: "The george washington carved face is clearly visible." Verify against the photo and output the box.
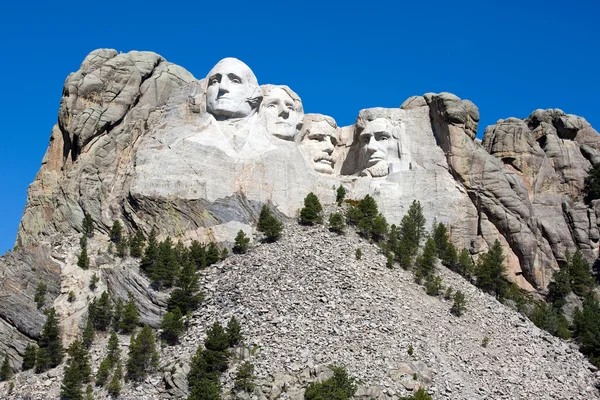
[205,58,261,119]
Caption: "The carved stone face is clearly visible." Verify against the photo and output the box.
[300,119,338,174]
[206,58,259,119]
[260,87,300,140]
[359,118,393,177]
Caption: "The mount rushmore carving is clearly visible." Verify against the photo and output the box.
[15,49,600,294]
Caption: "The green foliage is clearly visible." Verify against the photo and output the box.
[584,163,600,203]
[151,237,179,289]
[530,302,571,339]
[107,332,120,367]
[355,248,362,260]
[399,200,426,256]
[573,295,600,366]
[77,246,90,270]
[129,230,145,258]
[234,361,256,393]
[474,240,508,300]
[35,282,47,309]
[299,192,324,225]
[444,286,453,300]
[226,316,243,347]
[112,298,123,332]
[85,384,93,400]
[188,376,221,400]
[126,325,159,381]
[83,213,94,238]
[304,365,356,400]
[424,275,443,296]
[95,357,111,387]
[120,294,139,334]
[140,228,159,275]
[456,248,475,279]
[431,221,458,267]
[116,237,128,258]
[109,221,123,245]
[0,354,12,381]
[61,340,91,400]
[399,387,433,400]
[257,205,284,242]
[82,316,94,349]
[89,273,99,291]
[481,336,489,347]
[415,238,438,284]
[336,185,346,206]
[206,242,221,266]
[568,251,594,296]
[220,247,229,260]
[88,292,113,331]
[22,344,36,371]
[547,267,572,308]
[407,344,414,356]
[351,195,388,242]
[168,259,204,314]
[68,291,76,303]
[386,252,394,269]
[107,361,122,397]
[161,307,185,345]
[232,230,250,254]
[189,240,207,269]
[35,307,63,373]
[451,290,467,317]
[203,322,230,375]
[328,212,346,233]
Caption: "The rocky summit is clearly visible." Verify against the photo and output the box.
[1,48,600,399]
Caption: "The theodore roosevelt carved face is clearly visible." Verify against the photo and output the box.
[205,58,262,119]
[259,85,303,140]
[299,115,338,174]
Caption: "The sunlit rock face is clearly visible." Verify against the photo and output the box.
[17,51,600,293]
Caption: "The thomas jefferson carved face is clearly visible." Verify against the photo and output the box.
[360,118,393,177]
[300,117,338,174]
[260,87,301,140]
[205,58,261,119]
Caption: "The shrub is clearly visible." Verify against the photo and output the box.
[35,307,63,373]
[67,291,76,303]
[400,387,433,400]
[328,212,346,233]
[257,205,283,242]
[226,316,243,347]
[34,282,47,309]
[451,290,467,316]
[129,230,145,258]
[530,303,570,339]
[77,244,90,270]
[355,248,362,260]
[0,354,12,381]
[126,325,159,381]
[89,273,99,291]
[481,336,489,348]
[22,344,36,371]
[234,361,256,393]
[304,366,356,400]
[299,192,324,225]
[232,230,250,254]
[336,185,346,206]
[109,221,123,245]
[425,275,443,296]
[161,307,185,345]
[120,294,140,334]
[415,238,438,284]
[83,213,94,238]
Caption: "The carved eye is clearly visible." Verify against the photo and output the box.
[266,103,277,109]
[231,77,242,84]
[209,78,218,85]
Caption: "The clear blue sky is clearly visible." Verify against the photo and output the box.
[1,0,598,252]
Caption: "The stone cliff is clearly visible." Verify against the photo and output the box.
[2,48,600,376]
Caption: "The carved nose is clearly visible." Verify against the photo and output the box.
[278,104,289,118]
[323,138,334,154]
[366,137,378,152]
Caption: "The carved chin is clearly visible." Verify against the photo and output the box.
[364,161,389,177]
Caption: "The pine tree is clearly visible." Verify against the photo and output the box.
[584,163,600,203]
[89,273,99,291]
[328,212,345,233]
[451,290,467,316]
[548,267,572,308]
[189,240,207,269]
[140,228,159,275]
[432,221,457,267]
[107,361,122,397]
[35,307,63,373]
[112,298,124,332]
[22,344,36,371]
[474,240,508,300]
[120,294,139,334]
[257,205,283,242]
[203,321,230,375]
[371,213,389,242]
[34,282,47,309]
[95,357,111,387]
[220,247,229,260]
[85,384,93,400]
[109,221,123,245]
[116,236,128,258]
[89,292,113,331]
[569,251,594,296]
[129,230,145,258]
[206,242,220,266]
[233,361,256,393]
[573,295,600,366]
[168,259,204,314]
[0,354,12,381]
[415,238,438,284]
[82,316,94,349]
[232,230,250,254]
[77,246,90,270]
[126,325,159,382]
[457,248,474,279]
[61,340,91,399]
[336,185,346,206]
[83,213,94,238]
[161,307,185,345]
[107,332,120,367]
[226,316,243,347]
[299,192,323,225]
